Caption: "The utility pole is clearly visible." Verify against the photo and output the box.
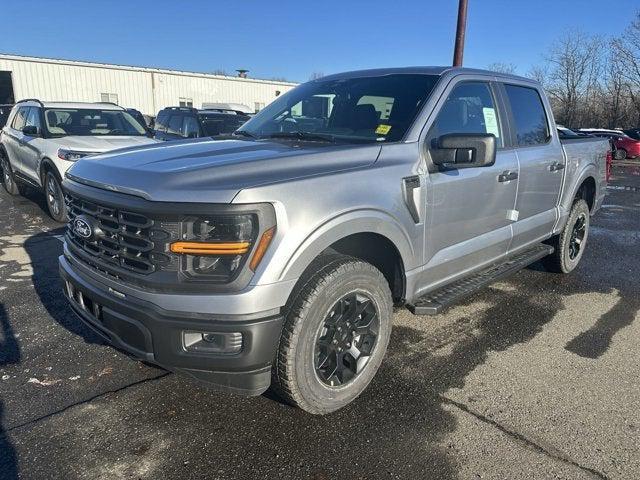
[453,0,468,67]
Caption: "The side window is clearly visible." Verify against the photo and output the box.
[25,107,42,130]
[11,107,29,130]
[504,85,550,146]
[183,115,200,138]
[155,111,169,132]
[167,114,184,136]
[428,82,502,147]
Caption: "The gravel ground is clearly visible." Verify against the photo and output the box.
[0,163,638,479]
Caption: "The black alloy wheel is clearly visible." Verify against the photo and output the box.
[314,292,379,387]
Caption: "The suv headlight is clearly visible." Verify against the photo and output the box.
[170,214,275,283]
[57,148,97,161]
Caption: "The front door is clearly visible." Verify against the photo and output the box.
[20,107,45,182]
[419,80,518,293]
[3,106,29,173]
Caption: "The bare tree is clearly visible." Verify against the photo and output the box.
[309,71,325,80]
[611,11,640,125]
[543,31,604,127]
[486,62,517,74]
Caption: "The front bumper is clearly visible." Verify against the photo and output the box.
[59,255,284,396]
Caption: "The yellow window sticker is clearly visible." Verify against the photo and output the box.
[375,124,392,135]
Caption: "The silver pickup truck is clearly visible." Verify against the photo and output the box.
[59,67,609,414]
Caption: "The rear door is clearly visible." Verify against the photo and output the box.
[420,79,519,289]
[502,84,564,249]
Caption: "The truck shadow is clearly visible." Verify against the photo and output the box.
[565,292,640,359]
[23,230,105,346]
[0,304,20,480]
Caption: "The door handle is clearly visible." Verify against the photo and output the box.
[549,162,565,172]
[498,170,518,182]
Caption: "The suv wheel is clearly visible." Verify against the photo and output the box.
[1,154,21,196]
[45,171,68,223]
[543,199,590,273]
[271,254,393,414]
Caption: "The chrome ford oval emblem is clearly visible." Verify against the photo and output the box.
[72,217,92,239]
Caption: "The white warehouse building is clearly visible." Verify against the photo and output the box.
[0,53,297,115]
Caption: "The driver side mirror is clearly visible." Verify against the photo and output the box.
[22,125,40,137]
[430,133,496,169]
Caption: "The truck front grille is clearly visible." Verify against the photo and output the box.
[65,192,156,275]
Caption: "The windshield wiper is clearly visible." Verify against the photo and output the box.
[233,130,257,139]
[266,131,335,143]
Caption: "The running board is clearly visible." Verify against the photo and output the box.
[407,243,554,315]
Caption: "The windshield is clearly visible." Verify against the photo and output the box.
[43,108,147,137]
[200,114,249,136]
[239,73,440,144]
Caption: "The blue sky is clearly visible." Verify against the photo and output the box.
[1,0,638,82]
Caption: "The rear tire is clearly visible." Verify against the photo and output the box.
[1,153,21,196]
[543,199,590,274]
[271,254,393,415]
[44,171,68,223]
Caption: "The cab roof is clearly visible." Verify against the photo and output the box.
[319,66,537,85]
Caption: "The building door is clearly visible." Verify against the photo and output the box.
[0,72,15,104]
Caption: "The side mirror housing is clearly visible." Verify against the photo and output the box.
[22,125,40,137]
[430,133,496,169]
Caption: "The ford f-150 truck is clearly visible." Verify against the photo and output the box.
[59,67,609,414]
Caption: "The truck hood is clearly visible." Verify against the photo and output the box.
[58,135,158,153]
[66,138,381,203]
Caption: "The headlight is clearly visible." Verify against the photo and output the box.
[170,214,261,283]
[57,148,97,161]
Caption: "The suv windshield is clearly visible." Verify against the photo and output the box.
[43,108,147,137]
[239,73,440,143]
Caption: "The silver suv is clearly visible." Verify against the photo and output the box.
[0,100,157,221]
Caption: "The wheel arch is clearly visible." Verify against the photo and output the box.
[39,157,60,187]
[278,211,415,304]
[575,176,597,212]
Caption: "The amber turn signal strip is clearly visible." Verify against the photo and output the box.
[250,227,276,271]
[170,241,250,255]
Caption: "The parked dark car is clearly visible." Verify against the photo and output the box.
[0,104,13,128]
[624,128,640,141]
[154,107,250,141]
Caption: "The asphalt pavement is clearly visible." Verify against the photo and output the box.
[0,163,639,479]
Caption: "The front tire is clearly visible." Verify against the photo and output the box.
[543,199,590,274]
[1,153,21,196]
[44,171,68,223]
[615,148,628,160]
[271,254,393,415]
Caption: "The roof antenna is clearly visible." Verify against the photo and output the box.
[453,0,468,67]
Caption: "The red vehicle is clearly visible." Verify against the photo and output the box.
[580,129,640,160]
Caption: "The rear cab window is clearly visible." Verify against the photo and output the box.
[503,84,550,146]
